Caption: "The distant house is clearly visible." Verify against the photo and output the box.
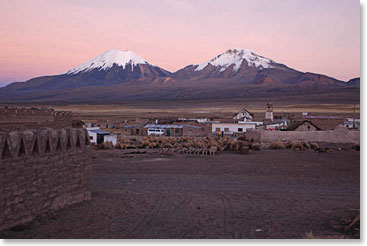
[212,123,256,135]
[265,119,288,131]
[344,118,360,129]
[144,124,205,137]
[286,120,321,131]
[87,127,117,145]
[233,108,254,122]
[239,121,263,127]
[121,125,145,136]
[266,122,287,131]
[302,115,344,130]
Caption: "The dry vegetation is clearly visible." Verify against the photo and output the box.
[91,135,355,156]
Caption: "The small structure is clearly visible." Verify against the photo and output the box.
[212,123,256,135]
[286,120,321,131]
[265,102,274,122]
[238,121,263,127]
[344,118,360,129]
[144,124,205,137]
[302,115,344,130]
[87,127,117,145]
[266,122,287,131]
[233,108,254,122]
[265,119,289,131]
[121,125,145,136]
[178,118,210,124]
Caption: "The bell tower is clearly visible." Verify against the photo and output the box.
[265,102,274,122]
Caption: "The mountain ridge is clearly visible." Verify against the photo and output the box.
[0,49,359,103]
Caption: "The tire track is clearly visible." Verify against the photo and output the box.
[126,191,165,238]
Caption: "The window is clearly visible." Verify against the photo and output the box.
[224,128,229,132]
[238,128,243,132]
[188,130,193,135]
[215,128,221,131]
[175,129,180,134]
[89,136,93,140]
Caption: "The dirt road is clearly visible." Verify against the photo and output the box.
[1,149,360,239]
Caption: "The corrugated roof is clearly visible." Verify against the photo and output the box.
[144,124,204,129]
[88,129,111,134]
[144,124,183,129]
[183,125,204,129]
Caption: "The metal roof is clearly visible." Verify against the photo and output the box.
[182,125,204,129]
[144,124,204,129]
[144,124,183,129]
[87,129,111,134]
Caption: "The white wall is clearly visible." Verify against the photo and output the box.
[212,123,256,134]
[245,126,360,143]
[87,131,97,144]
[104,134,117,145]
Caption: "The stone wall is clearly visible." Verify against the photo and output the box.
[245,126,360,143]
[0,107,73,130]
[0,128,91,231]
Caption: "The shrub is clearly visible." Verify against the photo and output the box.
[285,141,294,149]
[237,135,246,141]
[292,142,304,151]
[148,142,157,149]
[303,141,310,149]
[97,141,113,149]
[251,143,261,151]
[163,143,173,148]
[309,142,319,150]
[141,140,150,148]
[229,140,239,151]
[270,141,286,150]
[352,142,360,151]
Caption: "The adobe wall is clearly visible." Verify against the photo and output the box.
[182,126,205,137]
[245,126,360,143]
[0,128,91,231]
[0,107,73,130]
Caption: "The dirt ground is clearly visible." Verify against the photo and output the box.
[0,148,360,239]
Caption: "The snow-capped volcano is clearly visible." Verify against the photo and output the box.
[67,49,150,74]
[0,48,354,103]
[195,49,274,73]
[0,49,171,90]
[172,48,281,81]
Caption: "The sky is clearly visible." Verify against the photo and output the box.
[0,0,360,86]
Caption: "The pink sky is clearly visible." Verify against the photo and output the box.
[0,0,360,85]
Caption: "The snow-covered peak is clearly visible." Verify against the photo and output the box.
[195,49,274,73]
[67,49,149,74]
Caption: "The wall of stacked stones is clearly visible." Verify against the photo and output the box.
[0,128,91,231]
[0,107,73,130]
[245,127,360,143]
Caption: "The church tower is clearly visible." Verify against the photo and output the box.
[265,102,274,122]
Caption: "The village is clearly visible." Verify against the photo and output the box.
[0,104,360,238]
[82,102,360,152]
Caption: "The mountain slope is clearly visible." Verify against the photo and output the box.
[2,50,170,92]
[172,49,344,87]
[0,48,359,103]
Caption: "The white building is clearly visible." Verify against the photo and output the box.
[212,123,256,135]
[233,108,253,122]
[86,127,117,145]
[238,121,263,127]
[266,122,287,131]
[344,118,360,129]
